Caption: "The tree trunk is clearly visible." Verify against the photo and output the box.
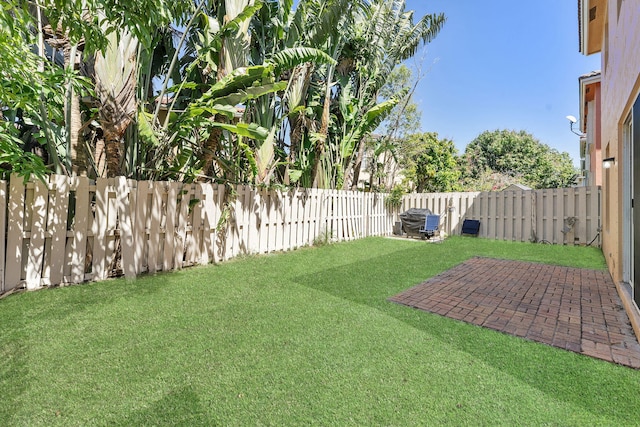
[368,156,377,191]
[68,89,87,176]
[311,59,337,188]
[349,140,366,190]
[201,122,223,180]
[289,113,304,163]
[104,129,122,178]
[94,136,106,178]
[61,40,87,176]
[311,92,331,188]
[287,63,313,163]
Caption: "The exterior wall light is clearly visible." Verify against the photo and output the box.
[602,157,616,169]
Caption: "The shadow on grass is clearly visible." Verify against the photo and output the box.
[0,273,177,423]
[112,386,210,426]
[295,246,638,421]
[0,314,28,422]
[0,270,178,325]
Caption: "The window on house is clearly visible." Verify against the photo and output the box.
[589,6,597,21]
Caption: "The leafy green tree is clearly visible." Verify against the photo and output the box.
[401,132,461,193]
[0,0,190,178]
[461,129,577,190]
[377,65,422,139]
[0,2,71,179]
[0,0,445,189]
[323,0,445,190]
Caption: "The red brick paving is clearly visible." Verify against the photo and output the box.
[389,257,640,369]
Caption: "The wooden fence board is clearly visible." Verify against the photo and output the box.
[267,191,277,253]
[240,185,252,255]
[49,175,69,285]
[0,180,6,292]
[175,184,190,267]
[71,177,90,283]
[6,175,25,290]
[512,191,522,241]
[344,192,352,240]
[225,187,236,258]
[346,193,354,240]
[214,184,226,262]
[495,192,504,241]
[289,190,299,249]
[275,190,284,250]
[204,184,215,262]
[92,179,108,280]
[234,186,247,256]
[116,177,135,279]
[282,189,292,250]
[544,189,555,243]
[555,189,564,245]
[337,191,344,240]
[257,188,267,254]
[353,192,361,238]
[133,181,150,274]
[192,183,206,264]
[318,189,327,241]
[589,187,601,245]
[105,179,118,277]
[336,191,343,240]
[192,184,204,263]
[576,187,587,244]
[249,186,262,254]
[147,182,162,273]
[302,190,313,245]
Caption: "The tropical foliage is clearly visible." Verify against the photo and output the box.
[400,132,461,193]
[0,0,445,188]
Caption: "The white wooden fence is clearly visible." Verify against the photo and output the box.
[402,187,601,246]
[0,175,393,293]
[0,175,601,295]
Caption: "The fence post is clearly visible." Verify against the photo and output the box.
[70,176,90,283]
[530,191,537,243]
[115,177,135,279]
[49,175,69,286]
[6,174,25,291]
[0,180,6,292]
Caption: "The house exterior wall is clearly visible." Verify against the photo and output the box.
[599,0,640,282]
[358,150,403,191]
[588,82,602,186]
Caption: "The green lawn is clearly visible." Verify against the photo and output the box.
[1,236,638,426]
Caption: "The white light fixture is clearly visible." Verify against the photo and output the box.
[603,157,616,169]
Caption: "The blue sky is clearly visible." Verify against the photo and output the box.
[403,0,601,166]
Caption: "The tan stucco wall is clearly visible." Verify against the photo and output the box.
[586,87,602,186]
[600,0,640,282]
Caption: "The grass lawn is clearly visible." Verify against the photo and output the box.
[1,236,638,426]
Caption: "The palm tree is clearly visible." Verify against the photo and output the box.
[334,0,446,189]
[90,29,139,177]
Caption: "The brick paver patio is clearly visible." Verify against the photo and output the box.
[389,257,640,368]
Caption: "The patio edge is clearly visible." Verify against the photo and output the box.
[615,280,640,344]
